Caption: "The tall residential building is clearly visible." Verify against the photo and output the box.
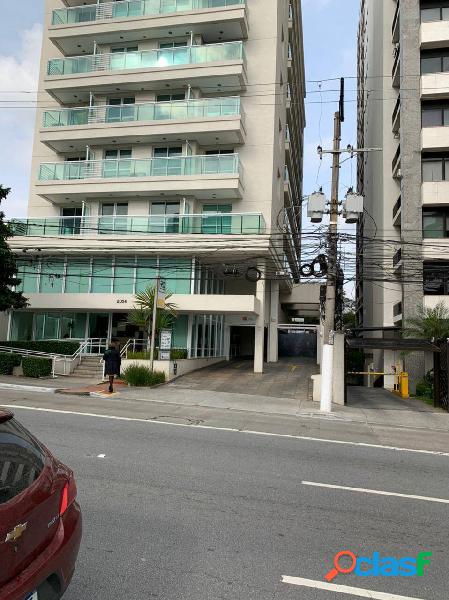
[357,0,449,387]
[6,0,307,373]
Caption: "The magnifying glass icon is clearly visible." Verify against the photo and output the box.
[325,550,357,582]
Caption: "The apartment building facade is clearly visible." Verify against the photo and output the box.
[6,0,306,373]
[357,0,449,386]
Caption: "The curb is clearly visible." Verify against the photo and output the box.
[0,382,56,394]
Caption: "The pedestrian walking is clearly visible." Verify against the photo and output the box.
[103,341,121,393]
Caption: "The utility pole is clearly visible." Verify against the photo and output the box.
[320,78,344,413]
[149,275,160,372]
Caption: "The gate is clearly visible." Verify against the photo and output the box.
[434,340,449,411]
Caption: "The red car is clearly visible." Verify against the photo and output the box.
[0,409,82,600]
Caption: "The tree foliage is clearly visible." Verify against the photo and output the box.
[403,302,449,341]
[127,285,178,339]
[0,185,28,311]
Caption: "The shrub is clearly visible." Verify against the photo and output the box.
[127,351,151,360]
[0,341,79,356]
[22,356,53,378]
[170,348,188,360]
[416,380,432,398]
[0,353,22,375]
[122,365,166,387]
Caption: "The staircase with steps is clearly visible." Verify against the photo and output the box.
[71,356,104,379]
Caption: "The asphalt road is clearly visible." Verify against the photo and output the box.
[10,405,449,600]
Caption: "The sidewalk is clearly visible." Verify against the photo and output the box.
[1,375,449,436]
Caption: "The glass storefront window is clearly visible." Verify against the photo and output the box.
[16,260,39,294]
[39,260,64,293]
[159,258,191,294]
[65,259,90,293]
[10,313,34,341]
[135,258,157,293]
[91,259,113,293]
[113,259,135,293]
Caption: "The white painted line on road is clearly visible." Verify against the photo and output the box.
[302,481,449,505]
[97,454,106,458]
[0,383,56,393]
[281,576,426,600]
[3,404,449,458]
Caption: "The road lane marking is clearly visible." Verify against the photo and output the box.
[281,576,426,600]
[302,481,449,504]
[97,454,106,458]
[2,404,449,457]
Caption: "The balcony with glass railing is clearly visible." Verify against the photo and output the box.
[52,0,245,26]
[10,212,264,236]
[42,97,242,128]
[47,41,244,77]
[38,154,242,181]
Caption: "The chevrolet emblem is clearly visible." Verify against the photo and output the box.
[5,522,28,543]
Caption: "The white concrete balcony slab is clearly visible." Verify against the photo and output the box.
[424,295,449,310]
[421,126,449,151]
[50,1,248,55]
[36,154,243,202]
[423,239,449,260]
[421,20,449,50]
[421,73,449,99]
[21,293,260,315]
[422,180,449,205]
[45,42,246,103]
[40,97,245,152]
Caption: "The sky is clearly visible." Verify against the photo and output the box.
[0,0,359,221]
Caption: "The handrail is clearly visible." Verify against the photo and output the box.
[47,41,244,77]
[42,96,241,128]
[52,0,245,26]
[38,153,242,182]
[11,212,266,237]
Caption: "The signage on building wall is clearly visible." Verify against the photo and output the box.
[159,329,172,361]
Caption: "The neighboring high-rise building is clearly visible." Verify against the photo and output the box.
[357,0,449,386]
[6,0,307,373]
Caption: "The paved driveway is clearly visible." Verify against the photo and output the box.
[347,386,440,412]
[169,357,318,400]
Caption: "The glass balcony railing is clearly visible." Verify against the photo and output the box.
[10,212,264,236]
[52,0,245,26]
[38,154,242,181]
[43,97,242,128]
[47,41,244,76]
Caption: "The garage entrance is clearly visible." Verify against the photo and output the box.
[230,326,255,359]
[278,325,318,360]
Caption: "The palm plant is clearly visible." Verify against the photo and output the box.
[127,285,178,347]
[403,302,449,341]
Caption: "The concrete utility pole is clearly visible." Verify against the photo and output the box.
[320,79,344,413]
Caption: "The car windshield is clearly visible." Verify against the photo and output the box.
[0,419,45,504]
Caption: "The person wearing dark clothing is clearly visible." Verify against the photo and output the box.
[103,343,121,393]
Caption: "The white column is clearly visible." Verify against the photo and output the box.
[332,332,345,405]
[268,280,279,363]
[320,343,333,412]
[254,272,266,374]
[224,324,231,361]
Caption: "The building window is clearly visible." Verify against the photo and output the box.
[150,201,180,233]
[99,202,128,233]
[65,259,90,293]
[202,204,232,234]
[152,146,183,176]
[106,97,136,123]
[39,259,64,293]
[91,258,113,293]
[422,103,449,127]
[421,156,449,181]
[421,4,449,22]
[113,258,135,294]
[424,262,449,294]
[135,258,158,293]
[159,258,192,294]
[423,209,449,238]
[103,149,132,178]
[421,50,449,74]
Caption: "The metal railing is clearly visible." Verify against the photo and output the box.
[392,194,401,218]
[42,97,242,128]
[52,0,245,25]
[10,212,265,236]
[0,338,106,377]
[47,41,244,76]
[38,153,242,181]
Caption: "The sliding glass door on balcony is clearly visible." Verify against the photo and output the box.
[99,203,129,234]
[150,202,180,233]
[152,147,183,176]
[202,204,232,234]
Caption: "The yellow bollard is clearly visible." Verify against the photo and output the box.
[400,372,409,399]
